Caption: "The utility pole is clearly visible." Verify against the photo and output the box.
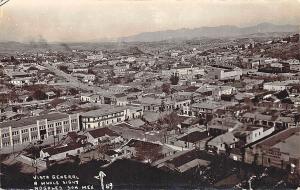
[12,140,15,158]
[53,133,56,146]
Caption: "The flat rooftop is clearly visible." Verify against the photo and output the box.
[80,105,126,117]
[0,113,69,129]
[256,128,300,157]
[272,133,300,157]
[192,101,237,110]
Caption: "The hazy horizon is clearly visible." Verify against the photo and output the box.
[0,0,300,43]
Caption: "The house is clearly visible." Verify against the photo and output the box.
[87,53,103,61]
[45,91,56,99]
[83,74,96,82]
[80,93,102,103]
[173,131,210,150]
[191,101,238,118]
[208,117,243,136]
[152,149,211,174]
[40,142,85,161]
[72,67,89,73]
[233,125,275,145]
[207,132,238,153]
[179,117,203,129]
[239,112,294,130]
[263,80,300,91]
[119,139,171,163]
[85,127,123,146]
[114,93,128,106]
[10,77,32,87]
[40,132,88,161]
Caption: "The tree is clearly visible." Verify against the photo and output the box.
[170,74,179,85]
[69,88,79,95]
[96,144,110,159]
[135,144,163,163]
[163,112,181,131]
[58,65,69,73]
[32,89,47,100]
[161,83,170,94]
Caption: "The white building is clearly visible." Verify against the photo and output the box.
[87,52,103,61]
[80,105,143,130]
[161,66,204,78]
[263,80,300,91]
[234,125,275,145]
[213,68,242,81]
[80,93,102,103]
[0,113,80,148]
[10,77,32,87]
[40,143,84,161]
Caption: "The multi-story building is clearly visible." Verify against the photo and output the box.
[207,65,242,81]
[245,128,300,175]
[161,66,204,78]
[233,125,275,145]
[263,80,299,91]
[0,113,80,148]
[80,105,144,130]
[80,106,126,130]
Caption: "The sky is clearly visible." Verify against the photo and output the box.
[0,0,299,42]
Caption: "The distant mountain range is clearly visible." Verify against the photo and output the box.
[118,23,299,42]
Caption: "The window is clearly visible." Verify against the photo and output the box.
[2,133,9,138]
[3,142,10,147]
[32,135,38,140]
[30,127,37,132]
[21,129,28,134]
[64,127,69,132]
[71,119,77,123]
[48,131,54,136]
[87,124,91,128]
[12,131,19,136]
[41,125,47,130]
[22,137,29,142]
[55,122,62,126]
[63,121,69,125]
